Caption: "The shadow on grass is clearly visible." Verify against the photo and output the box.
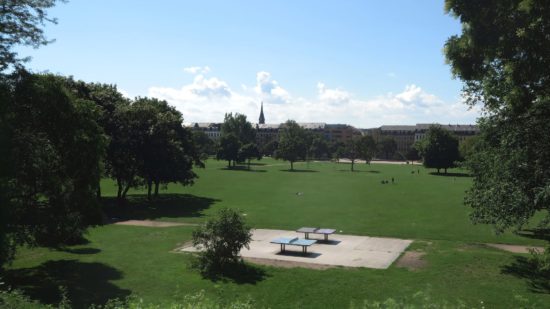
[516,228,550,242]
[428,172,471,177]
[337,169,380,173]
[501,256,550,294]
[199,262,269,285]
[275,251,322,258]
[102,193,219,222]
[247,162,267,166]
[4,259,131,308]
[57,247,101,255]
[220,166,266,172]
[279,169,319,173]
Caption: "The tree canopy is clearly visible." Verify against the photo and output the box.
[1,71,106,256]
[445,0,550,232]
[342,135,376,171]
[277,120,307,171]
[192,208,252,276]
[416,125,460,174]
[0,0,63,70]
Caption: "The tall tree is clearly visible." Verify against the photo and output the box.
[445,0,550,232]
[378,137,397,160]
[238,143,261,170]
[0,0,63,70]
[193,130,215,159]
[309,135,329,160]
[1,71,106,258]
[416,125,460,174]
[111,97,203,201]
[217,133,241,168]
[277,120,307,171]
[220,113,256,146]
[342,135,376,172]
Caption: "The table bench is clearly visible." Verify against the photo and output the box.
[296,227,336,241]
[270,237,317,254]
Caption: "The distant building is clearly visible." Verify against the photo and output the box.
[363,123,479,155]
[190,122,222,141]
[258,101,265,124]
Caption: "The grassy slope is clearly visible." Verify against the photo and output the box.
[7,225,549,308]
[103,159,544,245]
[6,159,549,308]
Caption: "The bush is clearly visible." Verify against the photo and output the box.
[192,208,252,276]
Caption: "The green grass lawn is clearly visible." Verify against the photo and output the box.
[103,158,545,245]
[5,159,550,308]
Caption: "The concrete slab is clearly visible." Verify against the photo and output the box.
[178,229,412,269]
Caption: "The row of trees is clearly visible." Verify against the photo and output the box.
[0,71,204,268]
[211,115,379,172]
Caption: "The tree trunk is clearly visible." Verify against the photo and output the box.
[248,159,251,170]
[154,181,159,197]
[122,182,131,199]
[290,161,294,171]
[437,168,440,174]
[116,178,123,199]
[351,159,355,172]
[444,168,448,174]
[147,179,152,201]
[228,160,231,168]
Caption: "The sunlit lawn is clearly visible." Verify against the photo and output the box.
[6,159,550,308]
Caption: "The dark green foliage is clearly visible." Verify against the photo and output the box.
[458,136,479,162]
[308,135,329,160]
[416,125,460,174]
[193,130,216,158]
[109,97,203,201]
[405,147,420,161]
[1,71,106,254]
[133,97,203,200]
[192,208,252,276]
[377,137,397,160]
[276,120,307,170]
[260,139,278,157]
[220,113,256,145]
[0,0,63,70]
[445,0,550,232]
[239,143,261,169]
[342,135,376,171]
[216,133,241,168]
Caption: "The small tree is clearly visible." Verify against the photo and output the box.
[216,133,241,168]
[277,120,307,171]
[192,208,252,275]
[238,143,261,169]
[416,125,460,174]
[377,137,397,159]
[342,135,376,171]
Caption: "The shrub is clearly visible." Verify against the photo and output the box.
[192,208,252,275]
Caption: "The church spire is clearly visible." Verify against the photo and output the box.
[259,101,265,124]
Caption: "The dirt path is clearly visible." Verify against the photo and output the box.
[114,220,198,228]
[484,243,545,254]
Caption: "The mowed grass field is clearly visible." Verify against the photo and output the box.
[6,158,550,308]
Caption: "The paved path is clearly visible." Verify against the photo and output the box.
[179,228,412,269]
[114,220,197,227]
[485,243,545,254]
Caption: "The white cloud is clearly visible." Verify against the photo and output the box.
[183,66,211,75]
[317,82,351,105]
[254,71,290,104]
[148,70,480,127]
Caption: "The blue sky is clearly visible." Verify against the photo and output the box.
[19,0,480,127]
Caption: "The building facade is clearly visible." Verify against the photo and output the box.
[363,123,479,155]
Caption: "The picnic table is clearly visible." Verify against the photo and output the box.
[296,227,336,241]
[270,237,317,254]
